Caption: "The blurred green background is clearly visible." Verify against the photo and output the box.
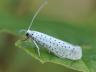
[0,0,96,72]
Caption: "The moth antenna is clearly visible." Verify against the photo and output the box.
[28,0,48,30]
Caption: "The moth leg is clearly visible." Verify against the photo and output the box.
[32,40,40,57]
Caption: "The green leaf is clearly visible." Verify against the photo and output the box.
[15,40,89,72]
[15,21,96,72]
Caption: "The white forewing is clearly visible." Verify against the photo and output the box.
[27,30,82,60]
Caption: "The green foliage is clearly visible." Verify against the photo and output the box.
[15,20,96,72]
[15,40,88,72]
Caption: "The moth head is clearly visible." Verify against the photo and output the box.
[26,30,32,37]
[20,30,32,41]
[19,29,33,40]
[25,33,29,37]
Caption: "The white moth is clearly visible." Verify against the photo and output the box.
[24,0,82,60]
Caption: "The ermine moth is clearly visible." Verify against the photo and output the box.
[23,0,82,60]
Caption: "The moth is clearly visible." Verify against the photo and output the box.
[23,0,82,60]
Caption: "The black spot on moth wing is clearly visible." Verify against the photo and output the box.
[69,46,70,48]
[44,36,46,38]
[57,44,58,46]
[63,43,65,44]
[55,39,57,41]
[40,38,42,40]
[37,35,40,37]
[31,33,34,35]
[54,47,57,50]
[53,43,55,45]
[48,46,51,49]
[42,38,45,41]
[41,34,43,37]
[61,46,64,47]
[64,46,66,48]
[58,42,61,43]
[51,48,54,51]
[71,48,75,53]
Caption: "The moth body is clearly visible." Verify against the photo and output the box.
[26,30,82,60]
